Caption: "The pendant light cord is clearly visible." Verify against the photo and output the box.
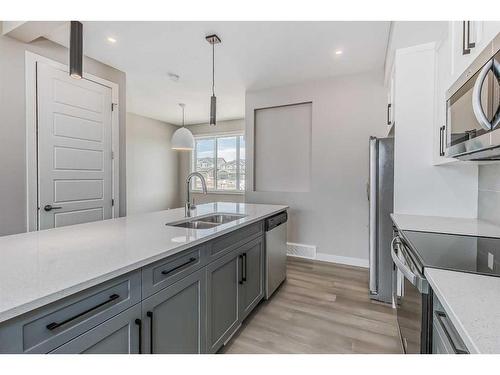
[212,43,215,96]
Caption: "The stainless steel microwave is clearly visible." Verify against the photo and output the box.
[445,33,500,160]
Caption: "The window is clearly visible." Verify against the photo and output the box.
[192,134,245,193]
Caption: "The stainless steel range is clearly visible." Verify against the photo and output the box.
[391,227,500,354]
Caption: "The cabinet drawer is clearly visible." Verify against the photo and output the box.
[142,245,207,298]
[0,270,141,353]
[50,304,141,354]
[208,222,264,262]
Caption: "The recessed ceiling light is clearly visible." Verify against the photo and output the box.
[167,72,180,82]
[335,50,343,55]
[107,37,117,43]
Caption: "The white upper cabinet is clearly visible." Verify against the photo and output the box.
[450,21,500,81]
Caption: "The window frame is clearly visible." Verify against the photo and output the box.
[191,131,245,194]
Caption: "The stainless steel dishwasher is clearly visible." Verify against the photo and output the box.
[265,211,288,299]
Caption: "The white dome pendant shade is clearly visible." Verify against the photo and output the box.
[171,103,195,151]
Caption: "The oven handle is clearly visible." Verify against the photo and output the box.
[472,58,500,131]
[390,237,428,294]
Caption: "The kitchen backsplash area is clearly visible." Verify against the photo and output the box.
[478,165,500,223]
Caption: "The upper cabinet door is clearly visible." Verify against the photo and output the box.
[451,21,500,80]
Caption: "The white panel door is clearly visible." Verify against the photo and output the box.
[37,62,113,230]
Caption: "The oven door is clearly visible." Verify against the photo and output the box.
[445,48,500,158]
[391,237,431,354]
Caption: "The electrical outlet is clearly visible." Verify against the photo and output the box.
[488,252,494,270]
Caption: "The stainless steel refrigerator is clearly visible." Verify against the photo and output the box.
[368,136,394,304]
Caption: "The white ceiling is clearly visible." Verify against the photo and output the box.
[46,21,390,125]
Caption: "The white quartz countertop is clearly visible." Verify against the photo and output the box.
[0,202,287,324]
[425,268,500,354]
[391,214,500,238]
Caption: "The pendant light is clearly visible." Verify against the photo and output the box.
[205,34,221,126]
[69,21,83,79]
[171,103,195,151]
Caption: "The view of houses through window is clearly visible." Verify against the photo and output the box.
[192,134,245,192]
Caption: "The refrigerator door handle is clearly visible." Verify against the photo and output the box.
[368,137,378,295]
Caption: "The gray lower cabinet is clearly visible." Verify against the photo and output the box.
[206,250,241,353]
[50,304,141,354]
[238,237,265,321]
[141,268,206,354]
[0,220,271,354]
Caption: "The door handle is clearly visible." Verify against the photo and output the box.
[242,253,247,283]
[462,21,471,55]
[239,254,244,284]
[135,318,142,354]
[147,311,153,354]
[439,126,446,156]
[466,21,475,50]
[44,204,62,212]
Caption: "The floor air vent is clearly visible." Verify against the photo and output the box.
[287,242,317,260]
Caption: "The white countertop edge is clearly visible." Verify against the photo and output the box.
[0,205,288,324]
[425,268,480,354]
[390,213,500,238]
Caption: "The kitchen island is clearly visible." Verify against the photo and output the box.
[0,202,288,354]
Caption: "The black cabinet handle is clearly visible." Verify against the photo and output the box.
[239,255,244,284]
[44,204,62,212]
[462,21,472,55]
[135,318,142,354]
[242,253,247,283]
[439,126,446,156]
[466,21,475,50]
[46,293,120,331]
[161,257,197,276]
[387,103,392,125]
[147,311,153,354]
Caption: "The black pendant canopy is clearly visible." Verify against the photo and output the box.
[69,21,83,79]
[206,34,221,126]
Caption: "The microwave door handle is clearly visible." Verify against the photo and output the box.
[472,59,495,131]
[490,59,500,130]
[390,237,428,293]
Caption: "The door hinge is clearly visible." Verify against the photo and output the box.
[111,103,117,111]
[112,199,114,206]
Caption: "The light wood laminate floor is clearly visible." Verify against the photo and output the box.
[221,257,402,354]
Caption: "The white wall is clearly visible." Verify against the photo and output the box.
[179,119,245,205]
[245,71,388,266]
[385,21,448,83]
[0,34,127,236]
[126,113,180,214]
[393,43,478,218]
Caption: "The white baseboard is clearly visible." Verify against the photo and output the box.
[313,252,369,268]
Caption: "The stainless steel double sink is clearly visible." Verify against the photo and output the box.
[166,213,246,230]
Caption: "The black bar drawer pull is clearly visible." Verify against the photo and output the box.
[387,103,392,125]
[161,257,197,276]
[46,293,120,331]
[135,318,142,354]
